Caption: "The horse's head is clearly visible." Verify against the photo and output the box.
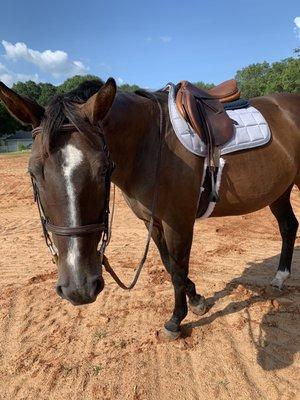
[0,78,117,305]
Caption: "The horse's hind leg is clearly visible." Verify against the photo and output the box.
[146,223,207,317]
[269,186,298,289]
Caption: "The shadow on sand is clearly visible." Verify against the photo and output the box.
[183,247,300,371]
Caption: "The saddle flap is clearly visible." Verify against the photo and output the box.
[176,81,234,146]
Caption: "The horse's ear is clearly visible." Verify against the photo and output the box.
[82,78,117,125]
[0,81,44,127]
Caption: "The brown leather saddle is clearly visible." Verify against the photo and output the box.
[176,79,239,146]
[175,79,240,201]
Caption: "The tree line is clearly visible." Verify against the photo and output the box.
[0,49,299,136]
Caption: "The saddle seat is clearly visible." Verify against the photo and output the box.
[175,80,236,147]
[208,79,240,103]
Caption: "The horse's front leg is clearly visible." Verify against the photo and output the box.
[151,223,190,337]
[147,222,207,321]
[159,223,204,339]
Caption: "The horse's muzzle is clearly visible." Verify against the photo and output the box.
[56,276,104,305]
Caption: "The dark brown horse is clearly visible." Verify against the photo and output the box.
[0,78,299,339]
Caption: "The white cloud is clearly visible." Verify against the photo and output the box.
[159,36,172,43]
[294,17,300,39]
[0,62,39,87]
[117,77,124,84]
[2,40,88,78]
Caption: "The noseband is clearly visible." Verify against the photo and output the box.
[31,123,114,263]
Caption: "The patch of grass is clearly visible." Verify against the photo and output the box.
[61,365,73,377]
[92,364,102,376]
[93,329,107,342]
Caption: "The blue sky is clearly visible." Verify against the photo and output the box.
[0,0,299,88]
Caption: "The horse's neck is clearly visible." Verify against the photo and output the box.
[103,92,158,192]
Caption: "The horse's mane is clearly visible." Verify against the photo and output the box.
[42,79,104,154]
[135,88,167,103]
[42,80,167,155]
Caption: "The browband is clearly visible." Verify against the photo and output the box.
[32,123,77,139]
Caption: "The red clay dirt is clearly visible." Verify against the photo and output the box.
[0,153,299,400]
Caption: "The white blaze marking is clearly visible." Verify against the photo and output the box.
[61,144,83,285]
[271,269,290,289]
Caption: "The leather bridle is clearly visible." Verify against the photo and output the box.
[31,123,115,264]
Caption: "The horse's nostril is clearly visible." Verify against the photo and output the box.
[56,285,65,299]
[90,277,104,299]
[55,277,103,304]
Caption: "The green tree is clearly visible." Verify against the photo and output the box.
[12,80,41,101]
[236,56,300,98]
[38,83,57,106]
[9,81,57,106]
[0,102,22,134]
[57,75,102,93]
[193,81,215,90]
[264,58,298,94]
[235,62,270,98]
[119,83,140,92]
[279,57,300,93]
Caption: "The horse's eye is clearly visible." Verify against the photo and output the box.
[28,164,44,180]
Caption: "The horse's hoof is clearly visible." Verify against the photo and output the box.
[189,295,207,316]
[156,327,181,342]
[271,271,290,290]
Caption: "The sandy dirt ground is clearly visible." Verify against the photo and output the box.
[0,153,299,400]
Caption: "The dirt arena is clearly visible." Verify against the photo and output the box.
[0,153,299,400]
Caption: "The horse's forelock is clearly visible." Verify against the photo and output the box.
[41,80,104,155]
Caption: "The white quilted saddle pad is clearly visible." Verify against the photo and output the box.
[166,83,271,157]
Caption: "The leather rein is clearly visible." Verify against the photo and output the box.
[30,93,163,290]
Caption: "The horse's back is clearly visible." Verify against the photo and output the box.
[212,92,300,217]
[250,92,300,160]
[250,93,300,132]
